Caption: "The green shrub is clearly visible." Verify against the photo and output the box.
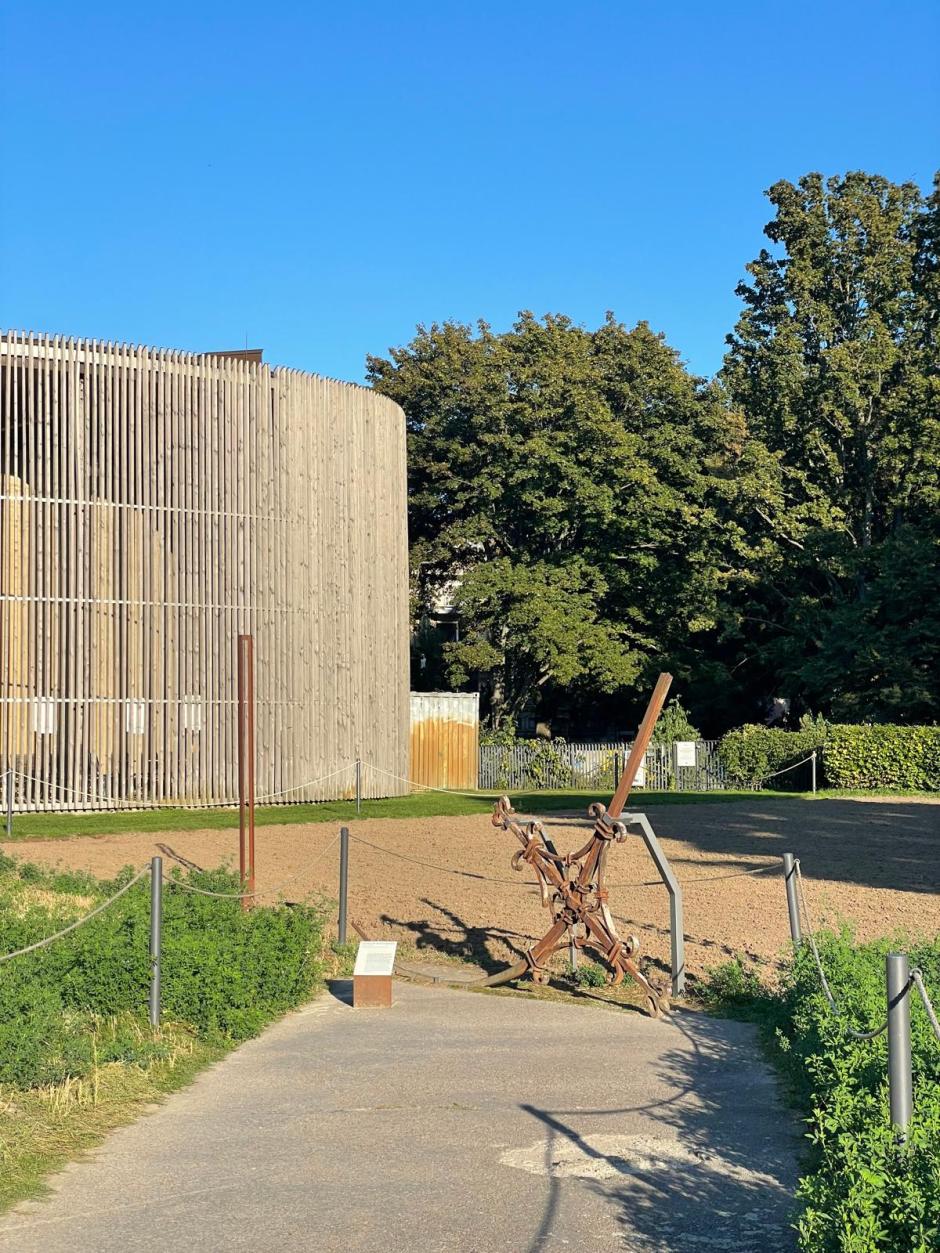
[570,959,607,988]
[705,930,940,1251]
[718,716,827,789]
[823,724,940,791]
[0,861,326,1088]
[650,698,701,746]
[697,957,765,1012]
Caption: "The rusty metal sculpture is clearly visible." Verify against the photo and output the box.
[486,673,675,1018]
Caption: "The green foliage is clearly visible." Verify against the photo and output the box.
[369,311,765,727]
[0,861,326,1089]
[697,957,765,1012]
[479,715,519,747]
[823,725,940,791]
[483,738,574,789]
[721,171,940,725]
[649,698,700,746]
[718,716,827,788]
[704,931,940,1251]
[570,959,607,988]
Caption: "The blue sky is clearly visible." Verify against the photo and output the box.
[1,2,936,383]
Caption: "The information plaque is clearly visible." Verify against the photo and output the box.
[353,941,397,1008]
[674,741,697,769]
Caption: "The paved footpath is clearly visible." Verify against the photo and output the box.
[0,983,800,1252]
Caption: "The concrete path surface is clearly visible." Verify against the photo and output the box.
[0,982,800,1252]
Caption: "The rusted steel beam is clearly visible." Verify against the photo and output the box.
[607,672,672,817]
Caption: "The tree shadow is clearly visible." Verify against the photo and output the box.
[380,897,535,972]
[544,797,939,896]
[520,1011,801,1251]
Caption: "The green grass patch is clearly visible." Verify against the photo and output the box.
[0,787,865,842]
[698,932,940,1251]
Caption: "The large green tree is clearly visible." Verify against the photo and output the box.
[368,313,763,728]
[722,171,940,721]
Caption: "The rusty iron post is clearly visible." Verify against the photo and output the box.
[237,634,256,910]
[608,674,672,818]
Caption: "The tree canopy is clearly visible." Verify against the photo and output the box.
[368,170,939,734]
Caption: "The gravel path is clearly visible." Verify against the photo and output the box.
[0,981,801,1252]
[4,796,937,982]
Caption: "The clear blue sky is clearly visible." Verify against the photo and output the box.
[1,2,936,383]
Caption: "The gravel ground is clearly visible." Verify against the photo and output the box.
[4,796,938,983]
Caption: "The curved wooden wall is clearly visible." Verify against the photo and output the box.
[0,332,409,809]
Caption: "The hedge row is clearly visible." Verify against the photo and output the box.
[717,719,826,789]
[718,721,940,791]
[823,724,940,791]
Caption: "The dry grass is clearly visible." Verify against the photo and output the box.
[0,1019,227,1213]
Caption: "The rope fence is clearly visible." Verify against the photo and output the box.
[0,866,150,965]
[0,745,824,826]
[1,767,936,1142]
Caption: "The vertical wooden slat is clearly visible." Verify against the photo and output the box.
[0,332,410,810]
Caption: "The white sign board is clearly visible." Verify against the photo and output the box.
[674,741,697,769]
[353,941,397,978]
[125,699,146,736]
[181,696,203,733]
[633,756,646,787]
[32,697,56,736]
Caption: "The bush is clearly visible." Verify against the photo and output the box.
[704,932,940,1251]
[570,959,607,988]
[823,724,940,791]
[650,698,701,746]
[718,716,827,789]
[0,860,326,1088]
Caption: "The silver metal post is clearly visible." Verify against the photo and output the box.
[811,751,817,794]
[624,813,685,997]
[5,769,12,838]
[338,826,349,945]
[782,853,802,944]
[355,759,361,815]
[149,856,163,1028]
[887,952,913,1137]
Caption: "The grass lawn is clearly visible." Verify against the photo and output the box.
[4,785,931,842]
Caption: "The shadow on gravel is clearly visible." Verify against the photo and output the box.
[381,898,534,971]
[547,798,939,896]
[521,1011,799,1253]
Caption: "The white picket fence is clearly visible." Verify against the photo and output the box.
[478,740,730,792]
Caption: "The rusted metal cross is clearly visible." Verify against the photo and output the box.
[489,674,674,1017]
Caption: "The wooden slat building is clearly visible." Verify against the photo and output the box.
[0,332,409,810]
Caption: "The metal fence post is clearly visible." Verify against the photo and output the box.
[338,826,349,945]
[355,759,362,815]
[887,952,913,1138]
[811,750,817,794]
[149,856,163,1028]
[782,853,802,944]
[613,752,620,791]
[5,769,12,839]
